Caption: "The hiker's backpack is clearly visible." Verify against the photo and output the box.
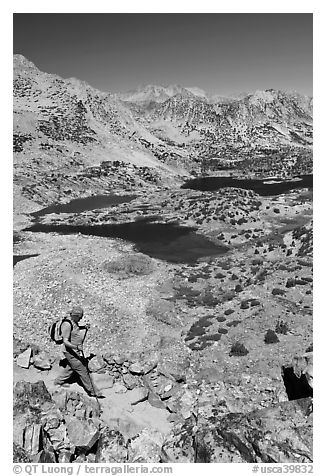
[48,317,72,344]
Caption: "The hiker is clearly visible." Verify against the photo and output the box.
[54,306,104,398]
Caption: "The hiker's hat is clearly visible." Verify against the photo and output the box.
[70,306,84,317]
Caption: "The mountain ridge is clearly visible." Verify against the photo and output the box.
[13,53,313,213]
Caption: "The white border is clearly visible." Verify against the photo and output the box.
[2,3,322,475]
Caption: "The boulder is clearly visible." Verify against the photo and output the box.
[65,416,100,451]
[161,420,196,462]
[33,352,52,370]
[210,398,313,463]
[23,423,42,455]
[129,387,149,405]
[46,423,68,451]
[16,347,32,368]
[102,352,115,365]
[123,372,140,390]
[161,384,181,400]
[74,454,86,463]
[113,382,128,394]
[57,450,73,463]
[33,450,56,463]
[128,428,165,462]
[43,410,62,430]
[113,355,126,365]
[292,352,313,389]
[129,363,144,375]
[142,357,158,374]
[14,381,53,415]
[157,359,189,383]
[179,390,197,419]
[95,428,128,463]
[13,339,29,358]
[163,399,312,463]
[146,374,174,397]
[88,354,106,373]
[13,443,32,463]
[148,391,166,409]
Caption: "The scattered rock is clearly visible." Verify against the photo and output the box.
[16,348,32,368]
[113,355,126,365]
[33,450,56,463]
[65,416,100,451]
[129,387,149,405]
[292,352,313,389]
[57,450,73,463]
[122,372,140,390]
[161,420,195,462]
[148,391,166,409]
[23,424,42,455]
[128,428,164,462]
[14,380,53,414]
[43,411,62,430]
[46,423,67,451]
[33,352,52,370]
[88,354,106,373]
[13,443,32,463]
[129,363,143,375]
[95,428,128,463]
[113,382,128,394]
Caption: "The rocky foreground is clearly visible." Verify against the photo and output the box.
[13,182,313,463]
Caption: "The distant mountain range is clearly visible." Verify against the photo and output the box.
[116,84,233,105]
[13,54,313,177]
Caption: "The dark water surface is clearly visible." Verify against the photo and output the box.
[32,194,137,218]
[181,174,313,196]
[24,221,228,264]
[13,254,39,266]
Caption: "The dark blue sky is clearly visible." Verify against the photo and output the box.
[13,13,313,96]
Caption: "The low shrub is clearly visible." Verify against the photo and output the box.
[264,329,279,344]
[240,300,250,309]
[286,278,296,288]
[306,343,313,352]
[272,288,285,296]
[217,316,227,322]
[229,342,249,357]
[103,254,154,277]
[200,288,220,307]
[226,320,241,327]
[275,319,289,335]
[224,309,235,316]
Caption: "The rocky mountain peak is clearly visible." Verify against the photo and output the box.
[117,83,195,104]
[14,54,39,73]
